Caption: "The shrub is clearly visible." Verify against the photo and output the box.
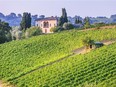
[11,27,23,40]
[25,26,42,38]
[63,22,74,30]
[15,30,22,40]
[6,32,12,41]
[50,26,63,32]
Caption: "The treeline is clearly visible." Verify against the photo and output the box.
[0,12,42,44]
[0,9,116,44]
[50,8,116,32]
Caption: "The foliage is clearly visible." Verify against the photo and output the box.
[63,22,74,30]
[6,32,12,41]
[50,26,63,32]
[0,19,11,44]
[58,8,68,26]
[75,17,82,24]
[20,12,31,30]
[11,26,23,40]
[82,37,95,49]
[0,28,116,86]
[25,26,42,38]
[84,17,91,29]
[11,42,116,87]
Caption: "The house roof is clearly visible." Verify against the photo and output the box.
[35,17,57,21]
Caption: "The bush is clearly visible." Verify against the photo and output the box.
[50,26,63,32]
[11,27,23,40]
[63,22,74,30]
[25,27,42,38]
[6,32,12,41]
[15,30,23,40]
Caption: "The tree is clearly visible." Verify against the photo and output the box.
[0,19,11,44]
[25,26,42,38]
[20,12,31,30]
[84,17,90,29]
[15,30,22,40]
[58,8,68,26]
[82,37,95,50]
[11,26,22,40]
[50,26,63,32]
[75,17,82,24]
[63,22,74,30]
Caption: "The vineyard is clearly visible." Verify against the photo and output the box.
[0,28,116,87]
[11,42,116,87]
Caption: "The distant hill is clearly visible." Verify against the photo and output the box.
[0,12,116,26]
[68,15,116,24]
[0,12,38,26]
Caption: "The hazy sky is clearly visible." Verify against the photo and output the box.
[0,0,115,18]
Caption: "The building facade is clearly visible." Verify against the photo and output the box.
[35,17,58,33]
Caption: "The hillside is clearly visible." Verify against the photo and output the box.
[11,41,116,87]
[0,28,116,87]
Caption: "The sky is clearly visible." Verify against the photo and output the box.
[0,0,116,18]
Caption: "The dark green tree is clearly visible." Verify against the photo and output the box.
[75,18,78,24]
[82,37,94,50]
[84,17,90,29]
[20,12,31,30]
[58,8,68,26]
[75,17,82,24]
[0,19,11,44]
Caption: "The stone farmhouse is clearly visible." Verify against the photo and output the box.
[35,17,58,33]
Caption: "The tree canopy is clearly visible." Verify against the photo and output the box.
[84,17,90,29]
[0,19,11,44]
[82,37,95,49]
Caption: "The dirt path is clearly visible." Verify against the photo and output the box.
[0,80,14,87]
[101,39,116,45]
[78,25,116,32]
[0,81,3,87]
[0,80,9,87]
[73,39,116,54]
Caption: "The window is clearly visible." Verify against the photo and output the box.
[43,21,49,28]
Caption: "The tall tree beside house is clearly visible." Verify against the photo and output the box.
[20,12,31,30]
[58,8,68,26]
[84,17,90,29]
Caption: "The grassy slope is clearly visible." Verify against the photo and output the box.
[11,42,116,87]
[0,28,116,86]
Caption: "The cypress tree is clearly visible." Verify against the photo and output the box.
[58,8,68,26]
[20,12,31,30]
[84,17,90,29]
